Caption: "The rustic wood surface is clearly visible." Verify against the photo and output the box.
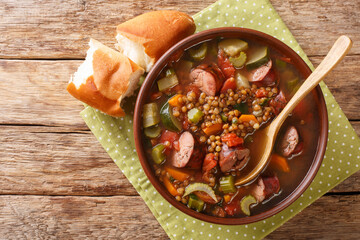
[0,0,359,239]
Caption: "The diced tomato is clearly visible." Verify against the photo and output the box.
[217,50,236,79]
[224,200,241,216]
[202,153,217,173]
[279,56,293,64]
[186,145,205,169]
[270,91,287,115]
[221,133,244,147]
[150,91,163,101]
[220,77,237,94]
[159,130,180,154]
[255,89,268,98]
[292,141,304,155]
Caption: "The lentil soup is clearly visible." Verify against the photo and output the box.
[141,37,320,218]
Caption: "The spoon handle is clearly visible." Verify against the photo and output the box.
[270,35,352,133]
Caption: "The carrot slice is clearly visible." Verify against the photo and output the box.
[203,123,223,136]
[163,177,179,196]
[223,194,232,203]
[164,166,190,181]
[239,114,258,123]
[270,153,290,172]
[194,191,217,204]
[168,94,183,107]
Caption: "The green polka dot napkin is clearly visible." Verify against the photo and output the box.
[80,0,360,239]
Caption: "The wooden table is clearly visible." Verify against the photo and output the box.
[1,0,359,239]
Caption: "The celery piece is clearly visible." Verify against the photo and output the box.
[187,108,204,124]
[220,113,228,123]
[189,42,208,61]
[229,52,247,68]
[187,194,205,212]
[151,144,166,165]
[240,195,257,216]
[219,175,236,193]
[157,74,179,92]
[143,103,160,128]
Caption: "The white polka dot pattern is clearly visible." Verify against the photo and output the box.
[80,0,360,239]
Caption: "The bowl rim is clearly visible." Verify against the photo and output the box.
[134,27,328,225]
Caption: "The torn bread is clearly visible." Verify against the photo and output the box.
[67,39,144,117]
[116,10,196,72]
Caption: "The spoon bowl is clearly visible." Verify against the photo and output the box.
[235,35,352,186]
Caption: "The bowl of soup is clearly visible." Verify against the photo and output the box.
[133,27,328,225]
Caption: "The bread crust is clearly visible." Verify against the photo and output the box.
[67,39,144,117]
[116,10,196,62]
[67,76,125,117]
[92,44,142,101]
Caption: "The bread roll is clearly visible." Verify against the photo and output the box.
[116,10,196,72]
[67,39,144,117]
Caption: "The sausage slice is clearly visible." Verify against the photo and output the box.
[219,144,250,172]
[249,60,272,83]
[170,131,194,168]
[251,176,280,203]
[190,68,217,96]
[280,126,299,157]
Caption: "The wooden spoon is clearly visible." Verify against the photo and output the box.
[235,35,352,186]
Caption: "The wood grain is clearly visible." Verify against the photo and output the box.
[0,195,166,239]
[0,195,359,239]
[0,0,359,59]
[0,0,359,239]
[0,124,359,196]
[1,55,359,129]
[0,125,137,196]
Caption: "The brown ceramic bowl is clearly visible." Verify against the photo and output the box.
[134,27,328,225]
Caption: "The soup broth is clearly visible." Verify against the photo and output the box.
[141,37,320,218]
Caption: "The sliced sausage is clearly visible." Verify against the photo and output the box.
[262,175,281,198]
[170,131,194,168]
[280,126,299,157]
[249,60,272,83]
[252,178,266,202]
[190,68,217,96]
[251,175,280,203]
[233,148,250,170]
[219,144,250,172]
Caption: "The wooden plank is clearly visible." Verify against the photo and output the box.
[267,195,360,240]
[0,0,210,59]
[0,124,359,196]
[0,195,167,239]
[271,0,360,56]
[0,125,137,196]
[0,194,359,239]
[0,60,86,127]
[0,0,359,59]
[1,55,359,127]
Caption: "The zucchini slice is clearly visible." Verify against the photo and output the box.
[160,102,182,132]
[144,125,161,138]
[188,42,208,61]
[246,46,270,70]
[219,38,249,57]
